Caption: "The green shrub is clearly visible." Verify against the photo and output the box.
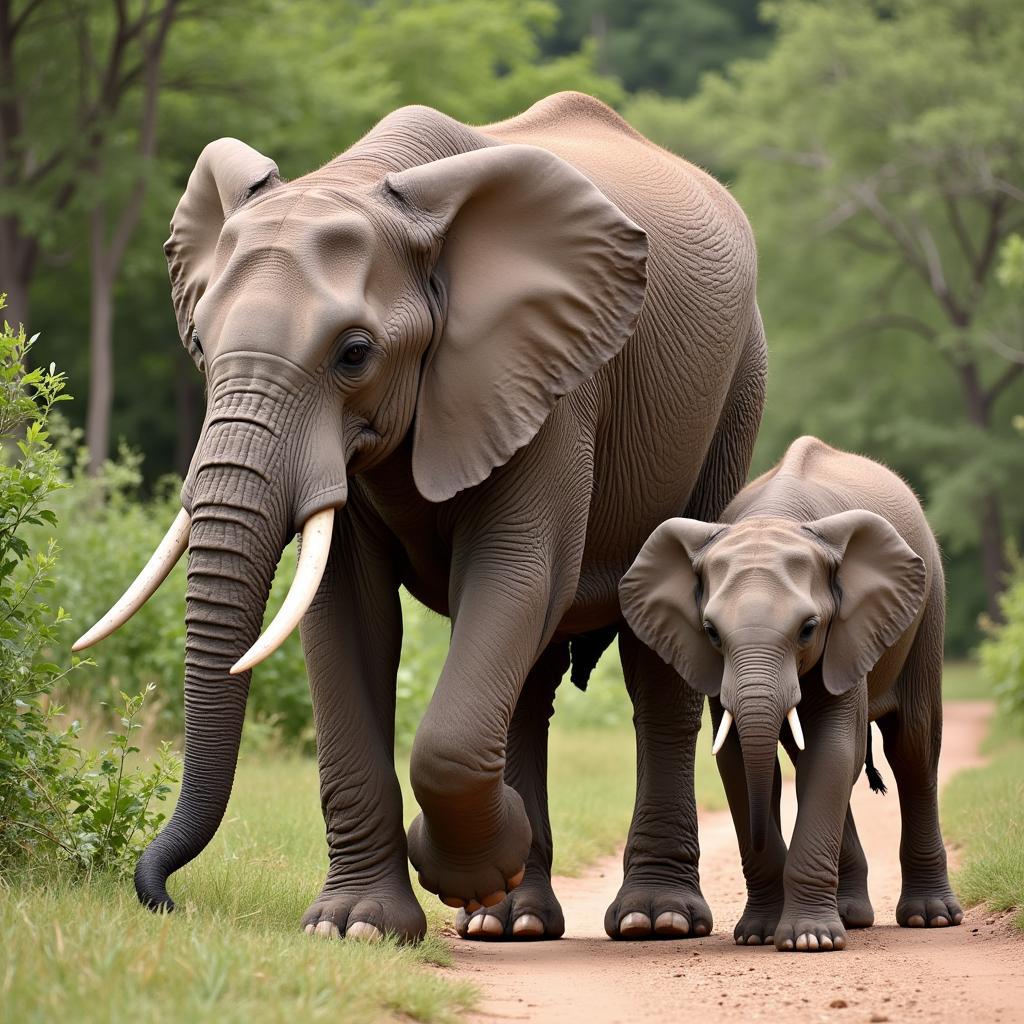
[979,553,1024,726]
[0,300,177,871]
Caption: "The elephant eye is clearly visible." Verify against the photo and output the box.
[191,327,204,356]
[798,617,819,644]
[703,621,721,648]
[337,332,372,372]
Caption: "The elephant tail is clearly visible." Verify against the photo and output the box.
[569,625,618,691]
[864,725,887,795]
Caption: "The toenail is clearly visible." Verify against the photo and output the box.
[304,923,315,935]
[780,938,793,950]
[655,911,689,935]
[796,934,808,950]
[930,916,949,927]
[693,922,709,937]
[314,920,339,939]
[346,922,382,942]
[619,912,652,937]
[513,913,544,937]
[820,936,833,950]
[746,934,761,945]
[907,914,925,927]
[467,916,483,935]
[480,915,503,937]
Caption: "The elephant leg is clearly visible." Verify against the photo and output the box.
[877,603,962,928]
[775,683,866,952]
[717,696,789,945]
[605,624,713,940]
[299,504,425,943]
[457,641,569,941]
[837,804,874,928]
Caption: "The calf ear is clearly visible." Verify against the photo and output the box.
[618,518,725,695]
[385,144,647,503]
[803,510,927,696]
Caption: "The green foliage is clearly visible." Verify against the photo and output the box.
[0,300,178,871]
[979,555,1024,725]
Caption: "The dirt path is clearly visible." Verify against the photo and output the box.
[448,701,1023,1023]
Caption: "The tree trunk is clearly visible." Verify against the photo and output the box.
[959,363,1007,621]
[0,218,33,330]
[86,215,114,476]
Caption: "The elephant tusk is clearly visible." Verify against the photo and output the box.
[230,507,335,676]
[711,709,733,755]
[72,508,191,652]
[787,706,805,751]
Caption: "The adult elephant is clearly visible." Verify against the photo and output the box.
[76,92,766,943]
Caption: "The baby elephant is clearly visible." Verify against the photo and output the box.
[619,436,962,952]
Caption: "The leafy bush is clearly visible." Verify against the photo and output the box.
[0,300,177,871]
[979,552,1024,726]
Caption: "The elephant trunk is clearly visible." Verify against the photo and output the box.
[727,645,793,854]
[135,395,291,910]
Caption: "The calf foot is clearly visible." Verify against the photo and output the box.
[407,784,531,910]
[734,898,783,946]
[774,909,847,952]
[605,873,713,940]
[456,869,564,941]
[302,882,426,943]
[897,887,963,928]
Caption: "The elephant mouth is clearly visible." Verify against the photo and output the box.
[72,505,335,673]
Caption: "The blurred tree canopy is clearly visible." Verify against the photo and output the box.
[3,0,1022,651]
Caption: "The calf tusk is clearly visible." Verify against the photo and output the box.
[711,709,733,755]
[787,706,805,751]
[230,507,335,676]
[72,508,191,652]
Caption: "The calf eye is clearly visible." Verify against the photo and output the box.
[798,618,819,644]
[703,621,721,648]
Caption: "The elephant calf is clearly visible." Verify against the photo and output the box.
[619,435,962,952]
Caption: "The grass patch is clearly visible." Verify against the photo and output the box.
[1,713,724,1023]
[942,711,1024,930]
[942,659,991,701]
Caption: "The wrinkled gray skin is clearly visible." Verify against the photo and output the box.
[620,436,963,953]
[132,92,767,943]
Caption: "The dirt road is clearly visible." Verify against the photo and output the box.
[448,701,1023,1023]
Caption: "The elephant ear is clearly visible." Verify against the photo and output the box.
[618,518,725,695]
[386,144,648,503]
[804,510,927,696]
[165,138,279,367]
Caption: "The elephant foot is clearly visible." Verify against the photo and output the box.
[774,909,847,952]
[407,786,531,910]
[301,884,427,944]
[605,877,712,940]
[455,871,564,941]
[734,899,783,946]
[896,887,963,928]
[837,885,875,929]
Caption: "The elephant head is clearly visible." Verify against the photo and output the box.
[73,135,647,910]
[619,511,926,850]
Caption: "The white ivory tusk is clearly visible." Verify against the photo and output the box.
[230,507,335,676]
[711,709,733,756]
[72,508,191,652]
[787,706,805,751]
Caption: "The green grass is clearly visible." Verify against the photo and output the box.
[942,711,1024,931]
[0,714,724,1024]
[942,659,992,701]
